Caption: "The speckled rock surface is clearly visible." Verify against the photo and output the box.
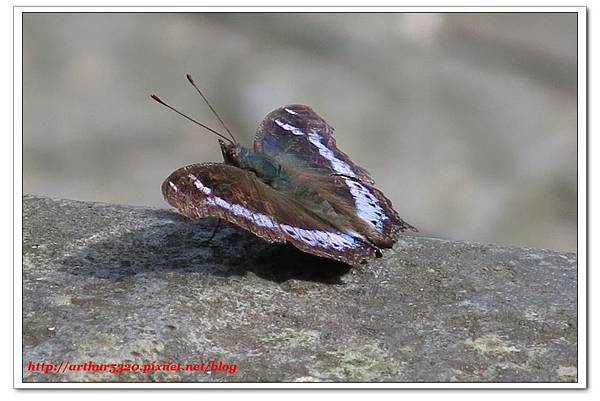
[22,195,578,383]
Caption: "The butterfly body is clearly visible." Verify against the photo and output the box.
[162,104,416,266]
[219,141,292,192]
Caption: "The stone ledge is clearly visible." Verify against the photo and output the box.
[22,194,578,383]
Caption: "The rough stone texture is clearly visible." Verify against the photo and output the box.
[22,195,578,383]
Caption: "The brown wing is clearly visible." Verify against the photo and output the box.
[291,173,417,248]
[162,163,379,266]
[254,104,416,247]
[254,104,375,184]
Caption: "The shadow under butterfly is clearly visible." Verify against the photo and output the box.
[152,75,416,267]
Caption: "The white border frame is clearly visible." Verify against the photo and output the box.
[13,6,587,389]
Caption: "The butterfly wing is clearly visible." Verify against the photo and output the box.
[162,163,379,266]
[254,104,375,184]
[254,104,415,248]
[291,172,417,247]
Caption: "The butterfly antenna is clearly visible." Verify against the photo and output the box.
[186,74,237,143]
[150,93,235,145]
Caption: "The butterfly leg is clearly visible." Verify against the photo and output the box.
[202,218,222,244]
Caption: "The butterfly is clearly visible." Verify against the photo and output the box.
[152,75,416,267]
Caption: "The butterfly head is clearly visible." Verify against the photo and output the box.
[219,139,243,167]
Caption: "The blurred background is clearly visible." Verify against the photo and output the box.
[22,13,577,252]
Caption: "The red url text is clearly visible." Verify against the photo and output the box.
[27,360,238,375]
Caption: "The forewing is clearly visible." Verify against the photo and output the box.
[254,104,416,247]
[254,104,374,184]
[162,163,379,266]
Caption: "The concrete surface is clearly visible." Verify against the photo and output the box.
[22,195,578,383]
